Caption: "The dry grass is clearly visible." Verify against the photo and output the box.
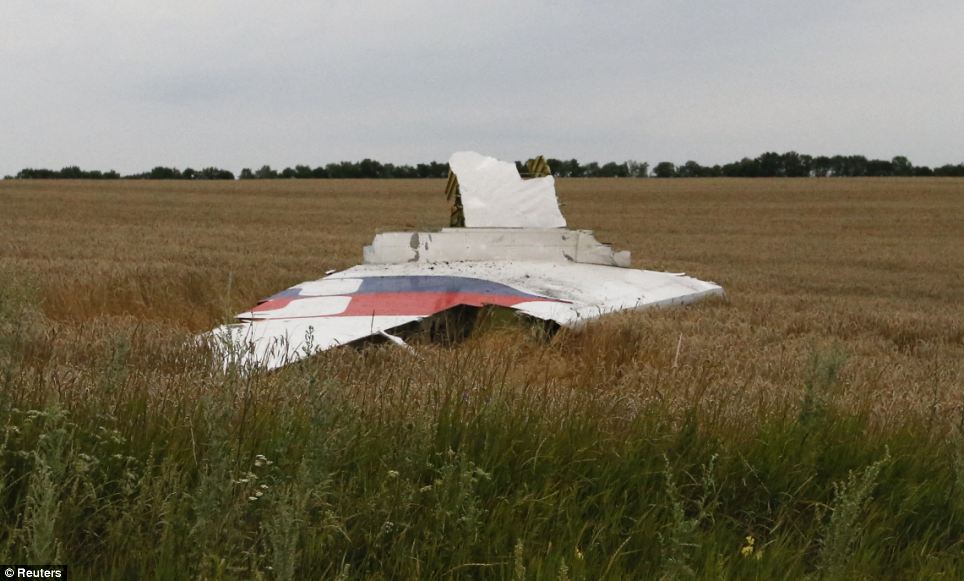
[1,177,963,577]
[1,178,961,427]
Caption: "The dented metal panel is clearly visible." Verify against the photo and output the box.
[363,228,631,267]
[448,151,566,228]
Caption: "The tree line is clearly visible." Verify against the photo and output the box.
[11,166,236,180]
[650,153,964,177]
[7,152,964,180]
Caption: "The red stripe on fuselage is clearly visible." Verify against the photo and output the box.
[250,297,296,312]
[249,291,561,319]
[339,291,557,317]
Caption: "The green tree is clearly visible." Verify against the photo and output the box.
[676,161,706,177]
[627,161,649,177]
[891,156,913,176]
[149,166,180,179]
[255,165,278,179]
[653,162,675,178]
[597,162,629,177]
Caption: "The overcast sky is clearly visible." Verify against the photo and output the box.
[2,0,962,175]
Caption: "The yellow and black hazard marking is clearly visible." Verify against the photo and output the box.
[445,169,464,227]
[524,155,551,178]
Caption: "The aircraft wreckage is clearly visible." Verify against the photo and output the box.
[207,151,724,369]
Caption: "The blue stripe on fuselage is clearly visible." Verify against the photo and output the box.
[265,275,544,302]
[356,276,541,298]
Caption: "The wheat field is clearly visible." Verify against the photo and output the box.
[0,178,962,578]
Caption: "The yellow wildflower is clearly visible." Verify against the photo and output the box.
[740,535,755,558]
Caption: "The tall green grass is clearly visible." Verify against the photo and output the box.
[1,280,962,579]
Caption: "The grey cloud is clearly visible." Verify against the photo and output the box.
[1,0,962,175]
